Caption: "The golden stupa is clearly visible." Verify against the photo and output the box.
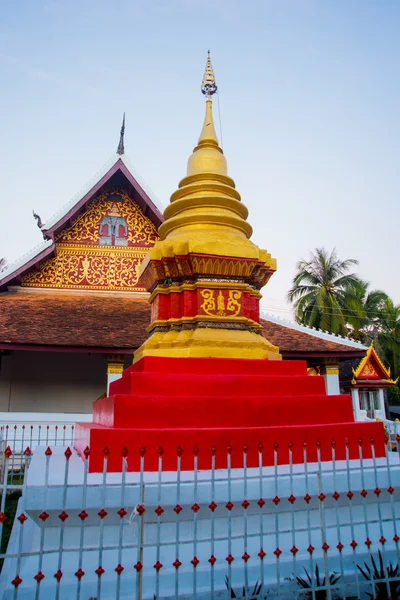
[135,51,280,361]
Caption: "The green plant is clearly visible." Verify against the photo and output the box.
[295,565,341,599]
[345,280,388,342]
[357,550,400,599]
[225,575,268,599]
[0,489,22,572]
[387,386,400,406]
[287,247,363,336]
[378,299,400,383]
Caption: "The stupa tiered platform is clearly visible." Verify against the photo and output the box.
[74,355,386,472]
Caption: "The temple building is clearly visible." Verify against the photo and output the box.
[0,121,163,414]
[0,115,391,420]
[340,341,398,421]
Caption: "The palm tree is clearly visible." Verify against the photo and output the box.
[378,298,400,382]
[346,279,388,342]
[287,247,363,336]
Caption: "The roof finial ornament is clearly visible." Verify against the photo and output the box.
[201,50,217,98]
[33,210,43,229]
[195,51,220,150]
[117,113,125,155]
[32,210,48,240]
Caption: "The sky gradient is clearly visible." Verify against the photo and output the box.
[1,0,399,318]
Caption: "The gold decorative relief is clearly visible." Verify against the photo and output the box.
[200,289,242,317]
[200,289,216,315]
[22,246,147,291]
[57,188,158,247]
[192,256,257,278]
[217,290,225,314]
[360,362,378,378]
[21,187,160,291]
[227,290,242,315]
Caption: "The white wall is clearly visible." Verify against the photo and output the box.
[0,351,108,414]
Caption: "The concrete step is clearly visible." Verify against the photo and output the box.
[110,357,308,395]
[74,420,386,472]
[111,372,326,397]
[93,393,353,429]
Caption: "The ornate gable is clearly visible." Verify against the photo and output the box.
[352,342,393,383]
[21,188,159,292]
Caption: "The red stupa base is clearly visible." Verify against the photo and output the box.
[74,357,386,472]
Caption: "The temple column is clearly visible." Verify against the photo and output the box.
[106,354,124,394]
[320,360,340,395]
[378,388,386,420]
[351,388,362,420]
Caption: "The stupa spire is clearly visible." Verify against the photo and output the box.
[201,50,218,98]
[196,51,220,152]
[117,113,125,155]
[159,50,246,240]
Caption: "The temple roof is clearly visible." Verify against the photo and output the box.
[0,290,367,358]
[43,154,163,235]
[352,341,392,380]
[0,239,54,289]
[340,341,397,387]
[262,313,367,357]
[0,154,164,291]
[0,290,151,352]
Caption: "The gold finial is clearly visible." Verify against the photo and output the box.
[188,51,223,173]
[201,50,217,98]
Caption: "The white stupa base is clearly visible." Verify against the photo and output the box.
[1,447,400,599]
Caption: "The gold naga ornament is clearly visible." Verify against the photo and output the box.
[134,52,280,361]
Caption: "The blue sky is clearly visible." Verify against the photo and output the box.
[1,0,399,318]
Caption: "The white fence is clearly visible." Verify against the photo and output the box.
[0,431,399,599]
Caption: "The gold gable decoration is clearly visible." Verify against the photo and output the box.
[352,341,393,382]
[22,188,159,292]
[21,246,147,291]
[360,362,378,378]
[56,189,158,246]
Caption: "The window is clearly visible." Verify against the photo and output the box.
[359,390,380,418]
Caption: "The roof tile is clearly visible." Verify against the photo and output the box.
[261,320,363,354]
[0,292,363,355]
[0,292,150,349]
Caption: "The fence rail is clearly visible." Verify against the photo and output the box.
[0,429,399,599]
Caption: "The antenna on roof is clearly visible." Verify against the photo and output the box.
[117,113,125,155]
